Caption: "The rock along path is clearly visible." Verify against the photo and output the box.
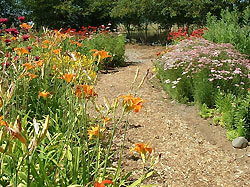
[96,44,249,186]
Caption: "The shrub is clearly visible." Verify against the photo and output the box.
[203,7,250,56]
[81,33,126,68]
[155,37,250,139]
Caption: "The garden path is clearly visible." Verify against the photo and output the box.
[95,44,249,186]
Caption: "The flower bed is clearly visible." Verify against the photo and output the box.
[155,37,250,140]
[0,17,154,186]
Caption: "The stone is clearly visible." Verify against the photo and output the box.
[232,137,248,149]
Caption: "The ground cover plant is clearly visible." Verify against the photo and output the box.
[0,17,156,186]
[155,37,250,140]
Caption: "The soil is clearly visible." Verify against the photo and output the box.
[95,44,250,186]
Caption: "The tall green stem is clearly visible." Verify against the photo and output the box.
[102,107,126,179]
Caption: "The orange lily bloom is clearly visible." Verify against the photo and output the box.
[20,23,32,30]
[102,117,111,124]
[119,94,143,112]
[27,73,37,80]
[130,142,153,155]
[22,63,34,71]
[90,49,112,61]
[14,47,29,55]
[39,91,50,99]
[87,125,105,140]
[52,48,62,55]
[0,116,7,126]
[58,73,75,83]
[75,84,98,99]
[35,60,44,67]
[94,180,113,187]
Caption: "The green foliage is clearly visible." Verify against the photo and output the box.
[204,7,250,56]
[214,91,250,140]
[81,33,126,68]
[199,103,215,119]
[22,0,114,28]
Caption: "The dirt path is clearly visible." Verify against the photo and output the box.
[96,44,249,186]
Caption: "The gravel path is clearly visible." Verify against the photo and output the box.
[96,44,249,186]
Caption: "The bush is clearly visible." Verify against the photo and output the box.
[155,37,250,139]
[203,7,250,56]
[81,33,126,68]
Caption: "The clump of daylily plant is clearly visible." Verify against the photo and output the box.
[0,16,154,186]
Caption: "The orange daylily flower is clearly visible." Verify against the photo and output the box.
[27,73,37,80]
[87,125,105,139]
[0,116,7,126]
[52,48,62,55]
[35,60,44,67]
[0,116,27,145]
[20,23,32,30]
[90,49,112,61]
[130,142,153,155]
[38,91,50,99]
[75,84,98,99]
[22,63,34,71]
[102,117,111,124]
[14,47,29,55]
[94,180,113,187]
[41,44,48,49]
[43,40,51,44]
[58,73,75,83]
[119,94,144,112]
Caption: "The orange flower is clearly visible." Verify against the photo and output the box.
[94,180,113,187]
[27,73,37,80]
[0,116,7,126]
[43,40,51,44]
[119,94,143,112]
[102,117,111,124]
[90,49,112,61]
[130,142,153,155]
[87,125,105,139]
[58,73,75,83]
[14,47,29,55]
[41,44,48,49]
[39,91,50,99]
[35,60,44,67]
[22,63,34,71]
[52,48,61,55]
[20,23,32,30]
[75,84,98,99]
[0,116,27,145]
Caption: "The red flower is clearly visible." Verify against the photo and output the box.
[22,35,30,41]
[35,56,40,61]
[5,39,11,44]
[94,180,113,187]
[1,62,10,68]
[27,46,32,52]
[18,16,25,22]
[0,18,8,24]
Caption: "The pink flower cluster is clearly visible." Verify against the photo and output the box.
[160,38,249,90]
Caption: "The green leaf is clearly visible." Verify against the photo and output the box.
[128,171,154,187]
